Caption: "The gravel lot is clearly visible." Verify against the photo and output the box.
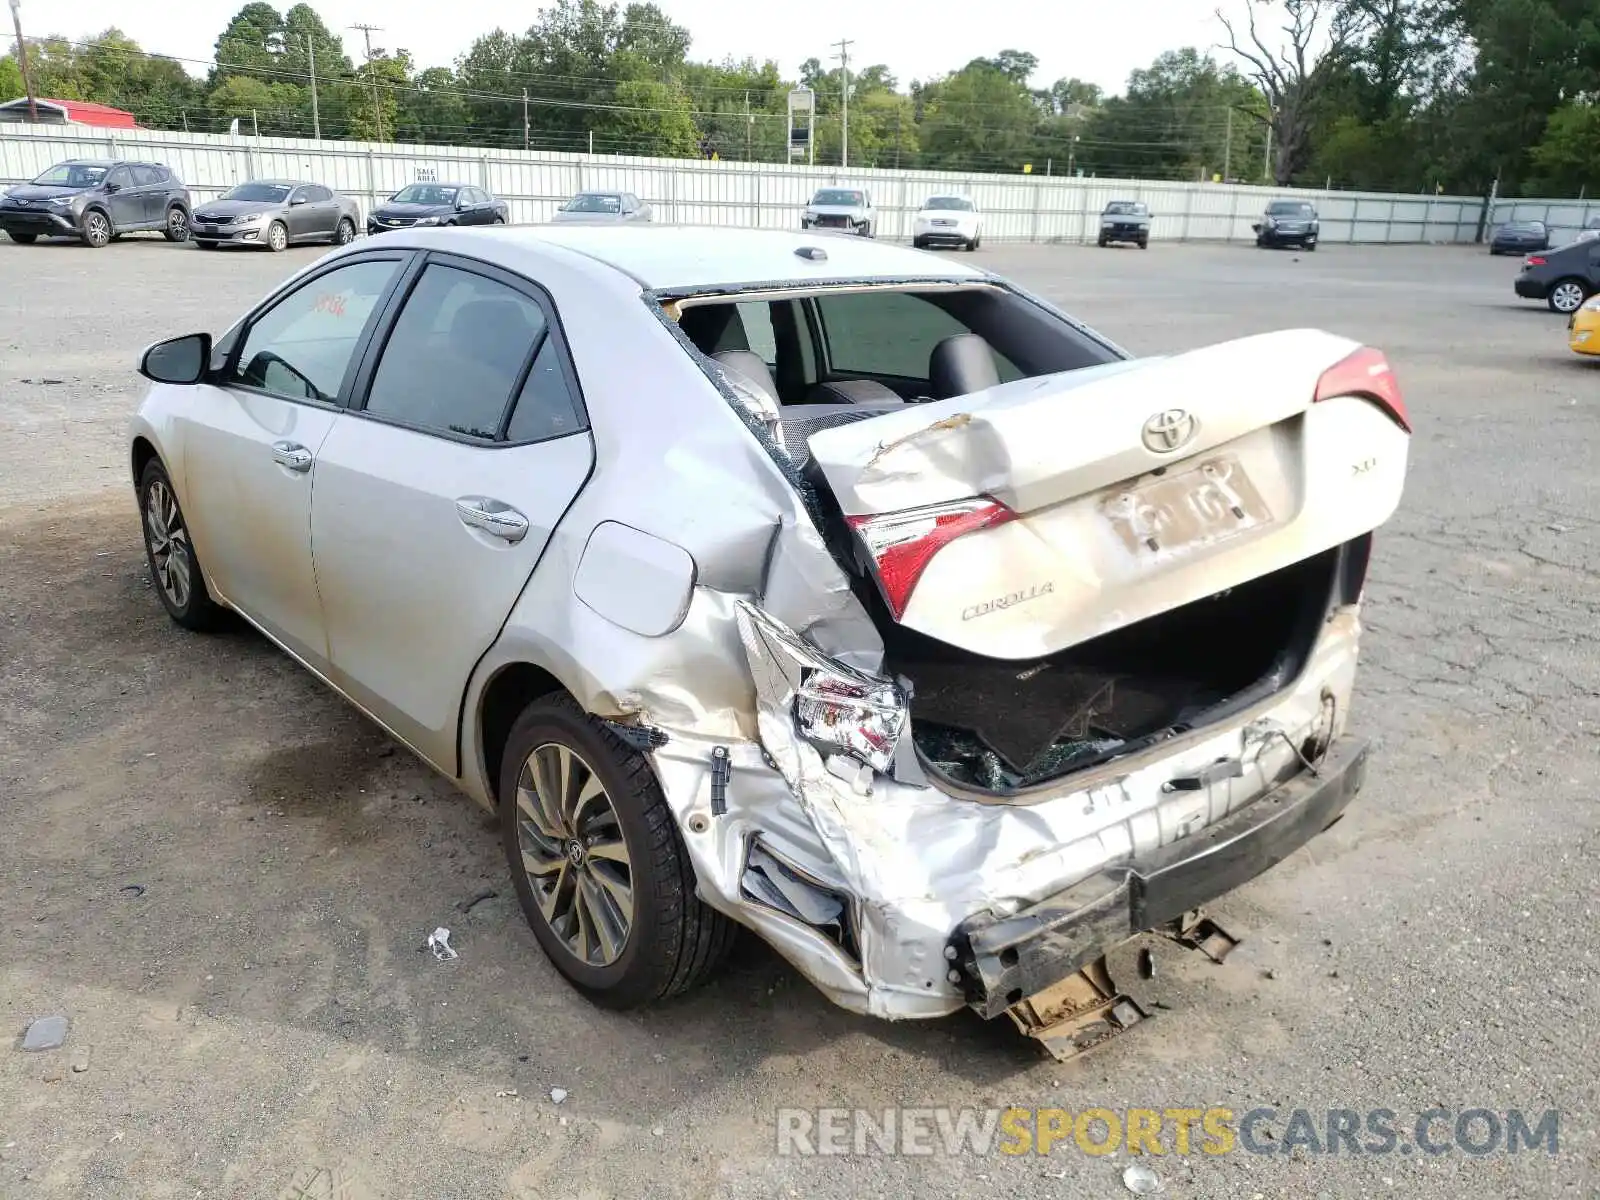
[2,231,1597,1200]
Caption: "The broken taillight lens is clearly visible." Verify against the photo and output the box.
[1313,345,1411,433]
[846,498,1017,620]
[795,671,907,775]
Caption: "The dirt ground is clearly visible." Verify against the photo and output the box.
[1,233,1598,1199]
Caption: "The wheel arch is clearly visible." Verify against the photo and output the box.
[476,661,572,805]
[131,435,160,487]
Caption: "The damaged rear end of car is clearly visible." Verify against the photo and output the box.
[644,269,1410,1056]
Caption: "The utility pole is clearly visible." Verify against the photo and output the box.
[350,23,385,143]
[1222,106,1232,182]
[831,37,853,168]
[744,90,752,162]
[306,35,321,139]
[7,0,38,124]
[1263,121,1273,183]
[522,88,529,151]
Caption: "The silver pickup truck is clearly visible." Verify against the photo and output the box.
[801,187,876,237]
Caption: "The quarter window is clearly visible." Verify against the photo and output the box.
[130,165,160,187]
[230,259,401,402]
[363,264,546,439]
[505,338,584,443]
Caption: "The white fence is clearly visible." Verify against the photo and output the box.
[0,121,1552,247]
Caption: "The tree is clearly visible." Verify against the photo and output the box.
[0,56,22,102]
[918,58,1041,171]
[1529,101,1600,194]
[1218,0,1367,183]
[212,2,287,83]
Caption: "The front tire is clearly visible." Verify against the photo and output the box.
[266,221,288,252]
[1549,278,1589,314]
[164,206,190,242]
[912,236,927,249]
[6,231,36,244]
[333,217,355,245]
[138,460,226,631]
[499,696,736,1008]
[81,209,112,248]
[1305,239,1318,252]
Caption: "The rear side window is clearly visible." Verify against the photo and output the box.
[816,291,977,379]
[130,166,160,186]
[363,264,547,440]
[305,185,332,202]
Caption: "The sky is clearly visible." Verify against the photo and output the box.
[21,0,1235,95]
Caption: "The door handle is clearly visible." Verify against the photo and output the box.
[455,497,529,544]
[271,441,313,472]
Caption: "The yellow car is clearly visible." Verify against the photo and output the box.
[1572,295,1600,357]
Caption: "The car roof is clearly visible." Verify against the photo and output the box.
[421,225,988,290]
[60,159,117,167]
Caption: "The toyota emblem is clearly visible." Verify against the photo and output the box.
[1141,408,1197,454]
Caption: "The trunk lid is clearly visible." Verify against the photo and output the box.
[807,328,1409,660]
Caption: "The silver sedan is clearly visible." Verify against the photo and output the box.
[549,190,653,224]
[191,179,362,252]
[128,226,1406,1058]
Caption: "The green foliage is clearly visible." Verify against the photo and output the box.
[7,0,1595,196]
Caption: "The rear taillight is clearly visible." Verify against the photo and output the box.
[846,498,1017,620]
[1313,345,1410,432]
[1526,255,1547,266]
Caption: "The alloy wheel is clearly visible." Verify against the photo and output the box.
[1552,281,1586,314]
[143,478,192,610]
[167,208,190,241]
[335,219,354,244]
[514,742,634,967]
[268,223,287,252]
[83,212,111,248]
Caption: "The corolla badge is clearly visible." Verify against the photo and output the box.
[1141,408,1197,454]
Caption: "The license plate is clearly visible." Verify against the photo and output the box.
[1102,455,1272,559]
[198,225,217,234]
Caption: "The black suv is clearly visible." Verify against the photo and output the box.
[1254,199,1320,250]
[0,159,193,248]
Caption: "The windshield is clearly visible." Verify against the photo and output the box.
[924,197,973,211]
[1104,202,1146,215]
[1502,221,1544,232]
[1268,201,1314,216]
[391,184,458,206]
[31,162,108,188]
[565,193,622,213]
[813,189,864,207]
[224,182,292,203]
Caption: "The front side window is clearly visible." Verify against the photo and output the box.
[231,259,400,402]
[105,167,132,191]
[392,184,458,206]
[363,264,546,439]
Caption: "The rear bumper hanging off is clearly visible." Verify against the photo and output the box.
[949,737,1369,1018]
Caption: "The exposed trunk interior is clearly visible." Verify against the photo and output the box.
[864,542,1356,793]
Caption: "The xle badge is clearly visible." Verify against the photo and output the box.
[962,581,1055,621]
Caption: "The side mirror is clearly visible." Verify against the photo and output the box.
[290,195,308,206]
[139,333,212,385]
[104,180,120,193]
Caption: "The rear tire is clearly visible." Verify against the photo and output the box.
[138,459,227,632]
[333,217,355,245]
[6,231,36,244]
[266,221,288,252]
[1549,278,1590,314]
[499,695,736,1008]
[164,206,190,242]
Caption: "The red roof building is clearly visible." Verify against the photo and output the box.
[0,97,140,128]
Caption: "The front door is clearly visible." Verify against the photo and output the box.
[103,167,143,230]
[177,254,410,665]
[285,186,319,241]
[309,254,594,769]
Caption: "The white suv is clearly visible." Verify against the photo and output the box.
[912,194,982,251]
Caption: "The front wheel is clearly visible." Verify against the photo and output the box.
[81,210,112,248]
[1550,279,1590,314]
[499,696,736,1008]
[1304,239,1318,252]
[858,221,873,238]
[266,221,288,252]
[912,236,927,249]
[6,231,37,244]
[164,206,190,242]
[139,460,226,631]
[333,217,355,245]
[493,215,507,225]
[1138,238,1149,249]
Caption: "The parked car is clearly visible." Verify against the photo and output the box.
[1570,294,1600,358]
[1253,199,1320,250]
[1098,200,1151,249]
[1489,220,1550,255]
[367,182,507,234]
[129,226,1408,1058]
[911,194,981,251]
[550,191,653,224]
[0,158,191,247]
[192,179,362,252]
[1513,238,1600,313]
[800,187,875,236]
